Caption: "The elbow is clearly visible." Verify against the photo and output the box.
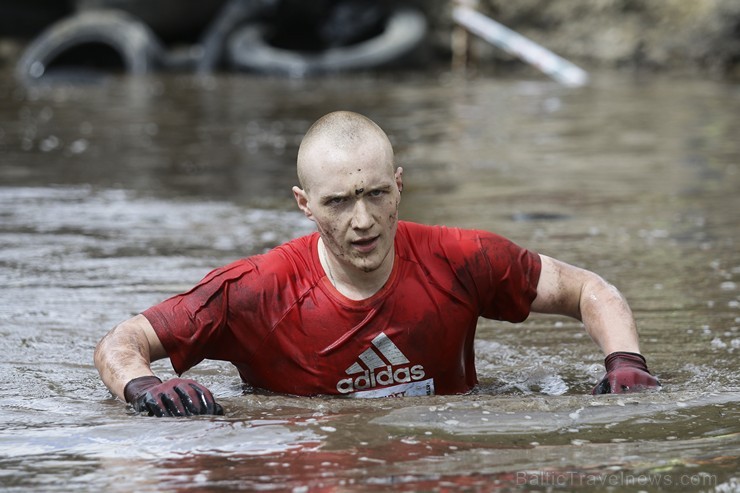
[93,332,109,374]
[590,275,625,301]
[93,322,124,375]
[580,274,628,313]
[574,273,611,319]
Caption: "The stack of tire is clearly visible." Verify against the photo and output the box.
[15,0,427,83]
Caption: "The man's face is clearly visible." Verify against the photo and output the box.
[294,139,402,274]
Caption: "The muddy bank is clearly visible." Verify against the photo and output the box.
[423,0,740,76]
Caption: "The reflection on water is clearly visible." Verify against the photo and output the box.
[0,68,738,491]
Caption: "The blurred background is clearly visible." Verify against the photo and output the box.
[2,0,740,77]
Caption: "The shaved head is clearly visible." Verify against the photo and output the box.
[292,111,403,290]
[297,111,395,192]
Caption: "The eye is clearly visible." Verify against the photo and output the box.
[325,196,347,206]
[368,189,385,197]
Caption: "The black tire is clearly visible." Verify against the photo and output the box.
[227,5,427,76]
[73,0,227,42]
[15,9,164,83]
[195,0,276,74]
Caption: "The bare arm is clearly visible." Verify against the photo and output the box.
[93,314,168,401]
[531,254,640,355]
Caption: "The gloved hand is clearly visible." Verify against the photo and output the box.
[123,376,224,417]
[592,352,661,395]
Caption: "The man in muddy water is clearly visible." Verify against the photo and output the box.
[94,110,660,417]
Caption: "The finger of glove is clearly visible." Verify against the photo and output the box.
[608,373,631,393]
[591,377,611,395]
[173,384,201,416]
[187,383,222,415]
[213,401,224,415]
[159,392,188,417]
[592,371,639,394]
[609,369,660,393]
[632,372,661,390]
[185,384,209,414]
[139,392,166,417]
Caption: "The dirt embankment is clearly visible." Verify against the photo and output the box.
[419,0,740,77]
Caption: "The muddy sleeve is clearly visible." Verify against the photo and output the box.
[467,231,542,323]
[142,259,258,375]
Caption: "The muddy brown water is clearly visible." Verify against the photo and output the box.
[0,68,738,492]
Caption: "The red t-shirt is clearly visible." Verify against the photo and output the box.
[143,221,541,397]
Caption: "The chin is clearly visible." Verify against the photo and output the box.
[349,255,379,273]
[356,261,380,273]
[355,252,389,273]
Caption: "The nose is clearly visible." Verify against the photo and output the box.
[350,198,373,230]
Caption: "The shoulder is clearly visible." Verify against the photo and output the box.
[269,232,318,262]
[397,221,539,279]
[250,232,319,276]
[194,233,318,286]
[396,220,461,244]
[397,221,512,255]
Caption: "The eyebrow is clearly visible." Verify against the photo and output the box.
[319,191,350,203]
[319,184,393,203]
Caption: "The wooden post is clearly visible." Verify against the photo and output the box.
[451,0,477,72]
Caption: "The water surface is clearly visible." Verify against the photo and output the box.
[0,68,738,491]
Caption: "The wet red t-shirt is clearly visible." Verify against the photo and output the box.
[143,221,541,397]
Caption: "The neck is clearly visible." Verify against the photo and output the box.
[318,238,394,300]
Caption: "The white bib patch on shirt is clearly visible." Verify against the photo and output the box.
[348,378,435,398]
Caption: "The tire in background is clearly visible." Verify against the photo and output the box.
[16,9,164,83]
[227,6,427,76]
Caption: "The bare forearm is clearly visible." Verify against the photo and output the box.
[533,255,642,356]
[94,314,224,416]
[579,276,641,356]
[93,314,162,400]
[533,255,656,394]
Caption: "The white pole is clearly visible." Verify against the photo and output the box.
[452,5,589,87]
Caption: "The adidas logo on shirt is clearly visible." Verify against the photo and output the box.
[336,332,430,396]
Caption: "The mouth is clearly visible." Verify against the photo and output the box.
[351,235,379,253]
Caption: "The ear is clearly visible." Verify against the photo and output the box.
[395,167,404,193]
[292,186,315,222]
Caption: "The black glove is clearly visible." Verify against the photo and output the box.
[124,376,224,417]
[592,352,661,395]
